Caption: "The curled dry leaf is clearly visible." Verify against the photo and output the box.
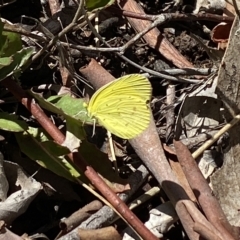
[211,22,233,49]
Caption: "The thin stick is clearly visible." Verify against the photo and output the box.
[192,114,240,159]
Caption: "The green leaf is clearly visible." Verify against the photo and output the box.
[28,91,95,140]
[15,127,126,186]
[0,47,34,81]
[0,56,13,69]
[47,94,89,120]
[0,20,22,57]
[15,127,81,182]
[86,0,115,11]
[47,95,94,139]
[0,112,28,132]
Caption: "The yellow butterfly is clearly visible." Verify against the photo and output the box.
[86,74,152,139]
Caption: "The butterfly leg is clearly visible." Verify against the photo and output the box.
[107,131,118,175]
[91,118,96,137]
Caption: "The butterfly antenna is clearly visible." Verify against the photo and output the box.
[107,131,118,175]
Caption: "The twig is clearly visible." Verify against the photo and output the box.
[174,140,236,240]
[79,165,149,231]
[59,200,103,233]
[121,10,234,23]
[165,83,175,141]
[3,21,47,42]
[183,199,223,239]
[192,114,240,159]
[119,14,172,52]
[193,222,222,240]
[159,67,216,76]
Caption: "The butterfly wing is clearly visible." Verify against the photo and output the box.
[88,74,151,111]
[95,96,151,139]
[87,74,152,139]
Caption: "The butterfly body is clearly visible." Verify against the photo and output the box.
[87,74,152,139]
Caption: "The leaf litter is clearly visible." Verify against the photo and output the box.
[0,0,239,239]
